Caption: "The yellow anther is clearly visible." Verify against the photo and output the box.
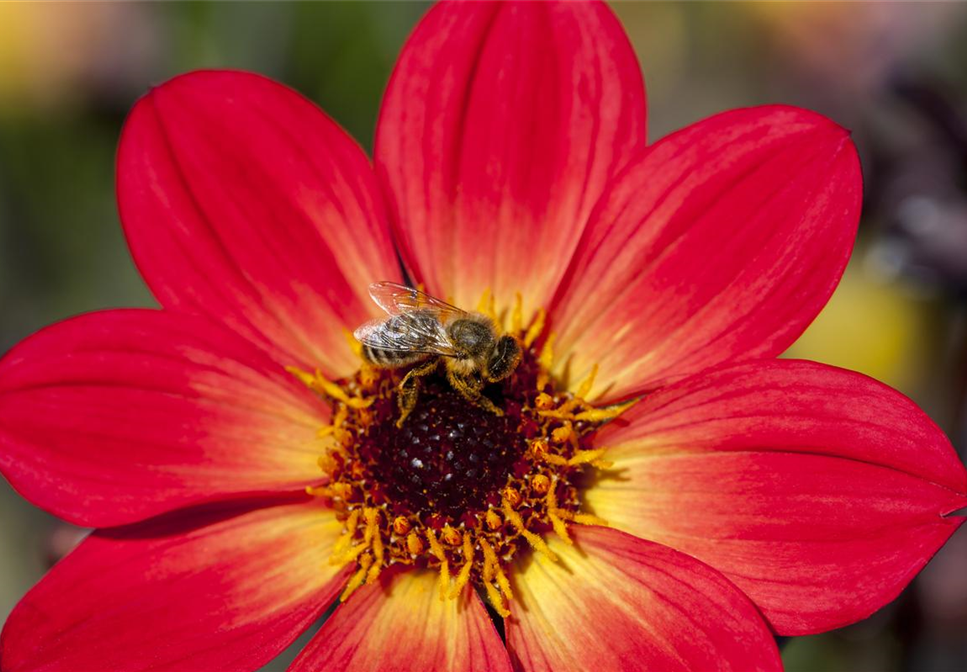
[571,397,639,423]
[541,453,568,466]
[330,482,353,501]
[512,292,523,334]
[363,508,380,545]
[393,516,411,536]
[502,486,522,509]
[442,525,462,546]
[425,529,450,601]
[502,500,557,562]
[340,553,373,601]
[426,529,447,562]
[550,423,573,445]
[524,308,546,348]
[531,474,551,494]
[534,392,554,410]
[485,509,502,531]
[568,447,609,467]
[544,481,572,544]
[477,288,497,320]
[576,363,599,400]
[448,534,476,600]
[536,332,556,390]
[286,366,374,409]
[548,511,572,544]
[529,437,550,459]
[573,512,609,526]
[406,531,424,555]
[484,581,510,618]
[317,453,337,474]
[478,537,512,601]
[305,484,328,497]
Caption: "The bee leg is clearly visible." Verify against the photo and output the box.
[447,369,504,417]
[396,359,438,427]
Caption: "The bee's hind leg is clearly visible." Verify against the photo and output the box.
[396,359,438,427]
[447,369,504,417]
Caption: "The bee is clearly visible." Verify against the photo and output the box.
[354,282,522,425]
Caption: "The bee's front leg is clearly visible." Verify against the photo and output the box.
[396,358,438,427]
[447,369,504,417]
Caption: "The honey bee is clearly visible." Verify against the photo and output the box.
[354,282,521,425]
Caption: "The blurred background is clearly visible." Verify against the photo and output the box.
[1,2,966,670]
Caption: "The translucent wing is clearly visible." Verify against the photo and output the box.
[367,281,467,319]
[353,313,463,357]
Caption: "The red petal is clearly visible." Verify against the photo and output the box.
[0,309,326,527]
[0,499,350,672]
[376,0,646,315]
[588,359,967,634]
[551,106,861,400]
[506,526,781,672]
[118,70,399,377]
[291,568,512,672]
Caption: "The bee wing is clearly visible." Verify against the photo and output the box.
[367,281,467,319]
[353,315,463,357]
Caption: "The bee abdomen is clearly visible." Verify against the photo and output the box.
[362,344,426,369]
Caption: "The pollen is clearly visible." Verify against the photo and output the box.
[288,290,636,618]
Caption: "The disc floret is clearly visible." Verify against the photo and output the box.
[289,295,633,616]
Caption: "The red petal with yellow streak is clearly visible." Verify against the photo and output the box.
[118,70,400,378]
[587,359,967,634]
[376,0,646,316]
[0,309,326,527]
[290,568,512,672]
[551,106,861,400]
[0,499,350,672]
[506,526,781,672]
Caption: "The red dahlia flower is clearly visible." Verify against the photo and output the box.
[1,2,965,671]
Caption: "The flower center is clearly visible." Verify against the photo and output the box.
[287,295,634,616]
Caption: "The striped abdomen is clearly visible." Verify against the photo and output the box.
[361,344,429,368]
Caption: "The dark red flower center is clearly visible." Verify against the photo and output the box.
[288,308,633,616]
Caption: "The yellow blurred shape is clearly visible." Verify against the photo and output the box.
[785,258,933,393]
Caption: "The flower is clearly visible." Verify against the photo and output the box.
[1,1,965,671]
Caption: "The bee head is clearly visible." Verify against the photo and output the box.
[485,335,521,382]
[447,318,494,359]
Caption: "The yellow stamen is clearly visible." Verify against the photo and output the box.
[545,481,572,544]
[340,553,373,601]
[476,288,497,321]
[531,474,550,494]
[286,366,373,409]
[406,531,424,555]
[442,525,462,546]
[330,509,361,562]
[393,516,411,536]
[484,581,510,618]
[426,529,450,601]
[573,512,610,526]
[524,308,546,348]
[536,333,556,390]
[534,392,554,410]
[479,537,513,601]
[576,363,599,400]
[550,423,573,445]
[503,499,557,562]
[502,486,522,509]
[512,292,523,334]
[570,397,639,423]
[567,447,609,467]
[448,534,476,600]
[485,509,502,531]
